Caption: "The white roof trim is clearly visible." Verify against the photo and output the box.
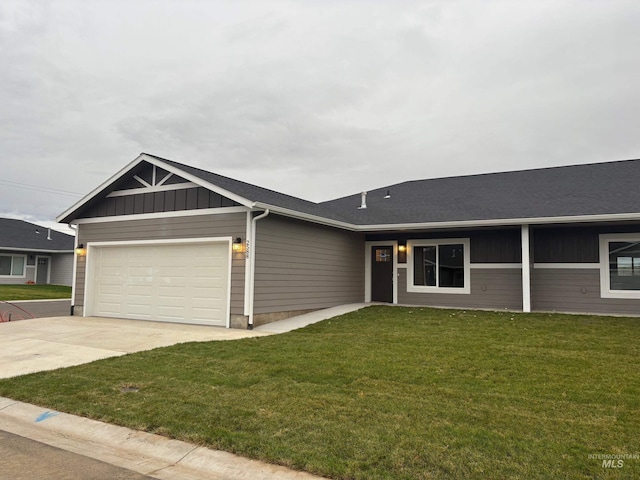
[353,212,640,232]
[57,153,256,223]
[57,154,147,222]
[143,154,254,208]
[251,202,355,230]
[107,182,199,197]
[69,206,250,225]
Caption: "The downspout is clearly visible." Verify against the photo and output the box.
[69,223,78,316]
[247,209,270,329]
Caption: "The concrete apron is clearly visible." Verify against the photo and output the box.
[0,316,272,379]
[0,397,325,480]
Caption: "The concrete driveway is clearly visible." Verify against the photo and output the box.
[0,316,271,379]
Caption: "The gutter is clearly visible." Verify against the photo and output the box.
[253,202,640,233]
[247,209,270,329]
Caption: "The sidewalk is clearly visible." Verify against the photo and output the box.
[0,397,324,480]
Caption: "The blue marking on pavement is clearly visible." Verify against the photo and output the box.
[35,411,59,423]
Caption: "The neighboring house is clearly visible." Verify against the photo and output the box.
[57,153,640,328]
[0,218,75,286]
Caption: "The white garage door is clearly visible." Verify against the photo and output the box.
[87,241,230,326]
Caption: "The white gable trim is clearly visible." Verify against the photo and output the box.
[69,206,249,225]
[107,182,199,197]
[57,154,256,223]
[143,154,254,208]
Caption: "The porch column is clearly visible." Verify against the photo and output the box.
[521,224,531,312]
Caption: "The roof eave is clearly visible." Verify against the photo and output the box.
[251,202,357,231]
[354,212,640,231]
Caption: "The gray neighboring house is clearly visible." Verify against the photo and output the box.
[0,218,74,286]
[57,153,640,328]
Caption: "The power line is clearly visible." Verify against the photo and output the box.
[0,179,84,197]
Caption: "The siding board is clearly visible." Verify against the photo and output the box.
[531,268,640,315]
[398,268,523,310]
[254,215,364,315]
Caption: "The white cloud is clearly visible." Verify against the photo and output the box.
[0,0,639,214]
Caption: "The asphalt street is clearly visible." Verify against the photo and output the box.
[0,429,157,480]
[0,299,71,321]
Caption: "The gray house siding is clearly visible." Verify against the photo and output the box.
[50,253,73,286]
[74,213,247,316]
[398,268,523,310]
[531,268,640,316]
[254,215,365,316]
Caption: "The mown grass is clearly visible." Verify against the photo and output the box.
[1,306,639,479]
[0,284,71,300]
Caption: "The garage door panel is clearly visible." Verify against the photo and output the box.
[97,302,122,315]
[89,242,229,326]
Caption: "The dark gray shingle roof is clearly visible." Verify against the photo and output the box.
[320,159,640,225]
[152,155,354,223]
[62,153,640,228]
[0,218,74,251]
[159,155,640,226]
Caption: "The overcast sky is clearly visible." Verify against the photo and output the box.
[2,0,639,233]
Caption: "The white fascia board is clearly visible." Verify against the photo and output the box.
[251,202,356,230]
[57,153,257,223]
[69,206,250,225]
[355,212,640,232]
[247,208,640,233]
[56,154,149,223]
[144,154,254,208]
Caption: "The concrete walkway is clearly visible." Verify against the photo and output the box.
[0,304,368,480]
[254,303,367,333]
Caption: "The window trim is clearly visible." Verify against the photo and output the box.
[0,254,27,278]
[599,233,640,299]
[407,238,471,294]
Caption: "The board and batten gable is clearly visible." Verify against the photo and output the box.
[74,213,247,317]
[253,214,365,319]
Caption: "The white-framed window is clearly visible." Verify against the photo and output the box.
[600,234,640,299]
[407,238,470,294]
[0,254,26,277]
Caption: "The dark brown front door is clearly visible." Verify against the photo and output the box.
[371,246,393,303]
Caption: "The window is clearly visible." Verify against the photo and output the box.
[407,239,470,294]
[0,255,26,277]
[600,235,640,298]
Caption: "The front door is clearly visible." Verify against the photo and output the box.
[371,246,393,303]
[36,257,50,284]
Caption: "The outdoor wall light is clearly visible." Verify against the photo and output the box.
[75,244,86,256]
[398,242,407,253]
[232,237,244,253]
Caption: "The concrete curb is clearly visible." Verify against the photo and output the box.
[0,397,325,480]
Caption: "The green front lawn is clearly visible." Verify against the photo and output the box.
[1,306,638,479]
[0,284,72,301]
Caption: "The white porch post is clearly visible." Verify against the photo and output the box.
[521,224,531,312]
